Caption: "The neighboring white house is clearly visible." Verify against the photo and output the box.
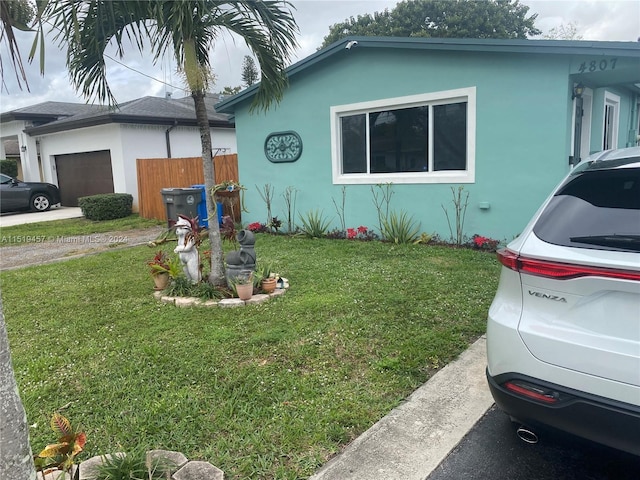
[0,94,236,210]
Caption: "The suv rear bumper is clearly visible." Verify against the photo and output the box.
[487,369,640,456]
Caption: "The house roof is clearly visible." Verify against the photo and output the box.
[0,102,104,125]
[216,36,640,113]
[1,94,234,135]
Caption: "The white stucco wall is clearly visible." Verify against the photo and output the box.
[0,120,39,181]
[37,123,123,186]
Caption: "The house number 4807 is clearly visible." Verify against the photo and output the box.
[578,58,617,73]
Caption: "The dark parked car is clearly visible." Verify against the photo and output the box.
[0,173,61,212]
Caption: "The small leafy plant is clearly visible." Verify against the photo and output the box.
[267,216,282,233]
[442,186,469,246]
[147,251,181,278]
[326,228,346,240]
[298,210,331,238]
[255,263,272,282]
[163,276,193,297]
[191,281,228,300]
[220,215,238,244]
[256,183,275,226]
[94,447,174,480]
[380,211,421,244]
[232,271,255,298]
[414,232,433,245]
[36,413,86,478]
[282,186,298,233]
[233,271,254,286]
[147,250,169,275]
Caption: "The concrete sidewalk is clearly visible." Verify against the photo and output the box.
[0,207,83,227]
[310,336,494,480]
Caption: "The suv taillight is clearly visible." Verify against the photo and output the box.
[496,248,640,281]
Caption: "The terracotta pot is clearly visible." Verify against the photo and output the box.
[152,272,170,290]
[261,277,277,293]
[235,282,253,300]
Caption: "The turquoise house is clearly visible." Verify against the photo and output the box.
[216,37,640,241]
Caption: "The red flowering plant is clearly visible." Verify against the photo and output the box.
[247,221,268,233]
[147,250,170,276]
[346,226,378,241]
[472,234,500,252]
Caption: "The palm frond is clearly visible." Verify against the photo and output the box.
[39,0,298,108]
[0,0,31,92]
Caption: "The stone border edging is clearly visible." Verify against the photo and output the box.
[153,284,289,307]
[37,449,224,480]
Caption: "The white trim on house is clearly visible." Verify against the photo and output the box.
[330,87,476,185]
[571,86,593,159]
[603,90,620,150]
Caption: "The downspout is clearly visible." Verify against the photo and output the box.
[165,120,178,158]
[569,82,584,168]
[571,93,584,166]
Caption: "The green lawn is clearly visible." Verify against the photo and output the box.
[0,215,162,246]
[0,232,500,480]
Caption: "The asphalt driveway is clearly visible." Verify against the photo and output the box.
[427,405,640,480]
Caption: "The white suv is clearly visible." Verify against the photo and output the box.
[486,146,640,455]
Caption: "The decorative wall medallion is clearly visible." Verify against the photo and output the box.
[264,131,303,163]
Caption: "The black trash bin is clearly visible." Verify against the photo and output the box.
[161,187,202,228]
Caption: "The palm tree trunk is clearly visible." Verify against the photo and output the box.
[192,90,225,286]
[0,295,36,480]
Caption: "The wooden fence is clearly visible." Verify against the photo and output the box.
[136,154,238,222]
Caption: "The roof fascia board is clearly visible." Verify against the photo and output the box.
[25,114,232,135]
[216,39,347,113]
[0,112,65,123]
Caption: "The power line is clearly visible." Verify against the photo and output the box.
[41,18,189,94]
[103,52,188,93]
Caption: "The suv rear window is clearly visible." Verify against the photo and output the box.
[533,168,640,252]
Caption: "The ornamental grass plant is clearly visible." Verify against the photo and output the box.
[1,232,500,480]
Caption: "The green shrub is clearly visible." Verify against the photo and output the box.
[298,209,331,238]
[0,159,18,178]
[380,210,421,244]
[94,448,174,480]
[78,193,133,221]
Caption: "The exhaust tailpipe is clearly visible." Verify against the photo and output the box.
[516,426,538,444]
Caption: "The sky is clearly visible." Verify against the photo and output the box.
[1,0,639,113]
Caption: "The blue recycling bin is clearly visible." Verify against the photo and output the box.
[191,184,223,228]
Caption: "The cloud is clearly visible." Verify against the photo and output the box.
[1,0,638,112]
[523,0,640,40]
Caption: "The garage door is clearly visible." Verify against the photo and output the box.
[55,150,115,206]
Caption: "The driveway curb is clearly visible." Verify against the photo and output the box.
[310,335,494,480]
[0,207,83,227]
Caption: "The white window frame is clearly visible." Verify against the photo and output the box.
[330,87,476,185]
[602,91,620,150]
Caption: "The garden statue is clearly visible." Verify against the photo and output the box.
[225,229,257,286]
[174,215,201,284]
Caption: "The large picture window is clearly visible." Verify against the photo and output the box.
[331,88,475,184]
